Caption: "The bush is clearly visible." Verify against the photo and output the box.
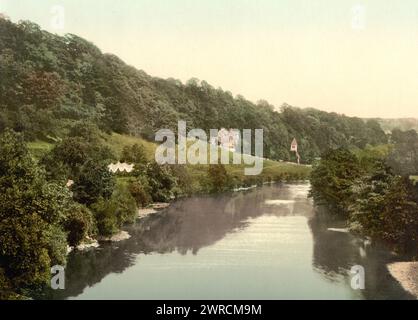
[145,162,176,202]
[207,164,230,193]
[129,180,152,208]
[112,182,138,226]
[90,182,138,236]
[169,164,196,196]
[42,134,115,181]
[68,121,102,143]
[309,148,362,216]
[120,143,147,165]
[0,130,71,292]
[349,172,418,253]
[91,198,118,237]
[72,160,115,206]
[64,204,95,247]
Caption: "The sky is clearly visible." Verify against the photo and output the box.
[1,0,418,118]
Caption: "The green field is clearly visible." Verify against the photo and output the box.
[106,133,311,182]
[28,133,312,189]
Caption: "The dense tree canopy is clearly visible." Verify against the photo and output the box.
[310,147,418,253]
[387,129,418,176]
[0,130,70,293]
[0,19,388,163]
[309,148,363,215]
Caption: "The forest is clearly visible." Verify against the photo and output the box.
[0,18,388,163]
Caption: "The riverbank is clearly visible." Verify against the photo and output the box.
[138,202,170,218]
[98,230,131,242]
[387,262,418,299]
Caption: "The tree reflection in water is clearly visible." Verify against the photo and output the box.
[35,183,414,300]
[308,208,414,300]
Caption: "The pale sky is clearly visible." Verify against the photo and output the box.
[1,0,418,118]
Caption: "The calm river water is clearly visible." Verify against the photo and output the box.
[41,183,413,300]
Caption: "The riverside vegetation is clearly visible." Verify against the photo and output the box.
[0,18,417,299]
[310,131,418,255]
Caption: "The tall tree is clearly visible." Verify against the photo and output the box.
[0,130,70,296]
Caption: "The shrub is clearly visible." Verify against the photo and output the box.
[112,182,138,226]
[309,148,362,216]
[120,143,147,165]
[91,198,118,237]
[129,180,152,208]
[207,164,230,193]
[72,160,115,206]
[64,204,95,247]
[0,130,71,292]
[349,173,418,253]
[145,162,176,202]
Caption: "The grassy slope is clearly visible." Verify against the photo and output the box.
[105,133,311,181]
[27,133,312,185]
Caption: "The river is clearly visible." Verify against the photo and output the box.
[40,183,413,300]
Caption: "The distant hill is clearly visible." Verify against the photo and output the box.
[0,18,388,163]
[371,118,418,133]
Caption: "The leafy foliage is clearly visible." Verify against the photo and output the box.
[89,182,137,237]
[0,130,70,295]
[309,148,362,215]
[207,164,230,193]
[90,198,118,237]
[387,129,418,176]
[0,19,387,162]
[349,167,418,252]
[111,181,138,227]
[120,143,147,165]
[311,146,418,253]
[128,179,152,208]
[143,162,176,202]
[72,160,115,206]
[64,204,95,247]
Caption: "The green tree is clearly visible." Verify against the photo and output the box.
[43,137,90,176]
[349,164,418,253]
[120,143,147,165]
[309,148,362,215]
[112,182,138,227]
[0,130,70,296]
[68,120,102,144]
[90,198,118,237]
[144,162,176,202]
[72,160,115,206]
[64,204,95,247]
[129,179,152,208]
[43,135,115,180]
[207,164,230,193]
[387,129,418,177]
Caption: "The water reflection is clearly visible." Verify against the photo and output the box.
[134,184,313,256]
[36,183,413,299]
[308,210,414,299]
